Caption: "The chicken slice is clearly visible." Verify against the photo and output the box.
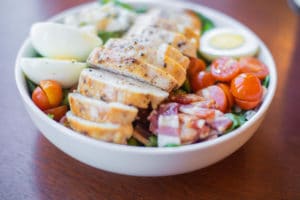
[130,9,201,48]
[69,93,138,124]
[88,39,185,90]
[67,111,133,144]
[127,26,196,59]
[77,68,169,109]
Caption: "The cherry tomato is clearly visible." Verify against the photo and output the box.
[235,98,261,110]
[239,57,269,80]
[211,57,240,82]
[40,80,63,108]
[187,57,206,78]
[190,71,215,92]
[198,85,228,113]
[32,86,51,110]
[44,105,68,121]
[217,83,234,111]
[231,73,263,102]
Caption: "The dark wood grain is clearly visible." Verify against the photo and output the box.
[1,0,299,199]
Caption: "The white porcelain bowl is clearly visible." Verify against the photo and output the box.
[15,0,277,176]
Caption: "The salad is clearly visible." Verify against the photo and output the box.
[21,0,270,147]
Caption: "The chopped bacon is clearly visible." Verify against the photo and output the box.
[178,114,211,144]
[179,104,216,119]
[197,125,211,139]
[180,126,198,144]
[158,102,179,115]
[207,116,233,133]
[157,103,180,136]
[179,114,199,144]
[154,103,181,147]
[147,96,233,146]
[191,99,216,109]
[148,103,180,138]
[157,126,179,137]
[169,93,205,104]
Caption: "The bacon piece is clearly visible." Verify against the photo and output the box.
[197,125,211,139]
[190,99,217,109]
[156,103,181,146]
[179,104,216,119]
[158,102,179,115]
[148,103,180,135]
[178,113,211,144]
[157,103,180,136]
[178,114,199,144]
[207,116,233,134]
[169,93,205,104]
[148,99,232,146]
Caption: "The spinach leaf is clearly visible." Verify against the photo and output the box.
[62,89,70,107]
[99,0,148,13]
[164,144,180,147]
[225,113,246,133]
[135,7,148,13]
[146,135,158,147]
[25,76,37,95]
[262,75,270,88]
[47,114,54,119]
[181,79,191,93]
[194,12,215,34]
[127,137,141,146]
[98,31,124,43]
[99,0,134,11]
[173,89,187,96]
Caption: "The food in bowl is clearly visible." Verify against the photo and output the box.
[20,0,270,148]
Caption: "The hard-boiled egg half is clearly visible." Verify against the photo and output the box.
[30,22,102,61]
[23,22,103,88]
[21,57,86,88]
[199,28,259,61]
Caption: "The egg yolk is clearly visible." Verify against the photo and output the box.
[209,33,245,50]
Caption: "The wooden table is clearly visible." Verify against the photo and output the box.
[1,0,299,199]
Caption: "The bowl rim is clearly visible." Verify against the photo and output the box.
[15,0,277,155]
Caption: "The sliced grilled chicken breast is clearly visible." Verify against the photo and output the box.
[67,111,133,144]
[130,9,201,47]
[88,46,178,91]
[69,93,138,124]
[102,38,186,86]
[127,24,197,58]
[106,37,189,69]
[77,68,169,109]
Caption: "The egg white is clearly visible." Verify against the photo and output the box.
[30,22,102,61]
[21,57,86,88]
[199,28,259,61]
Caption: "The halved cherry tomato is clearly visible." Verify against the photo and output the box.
[190,71,215,92]
[239,57,269,80]
[187,57,206,78]
[217,83,234,111]
[231,73,263,102]
[198,85,228,113]
[235,98,261,110]
[40,80,63,108]
[32,86,51,110]
[44,105,68,121]
[211,57,240,82]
